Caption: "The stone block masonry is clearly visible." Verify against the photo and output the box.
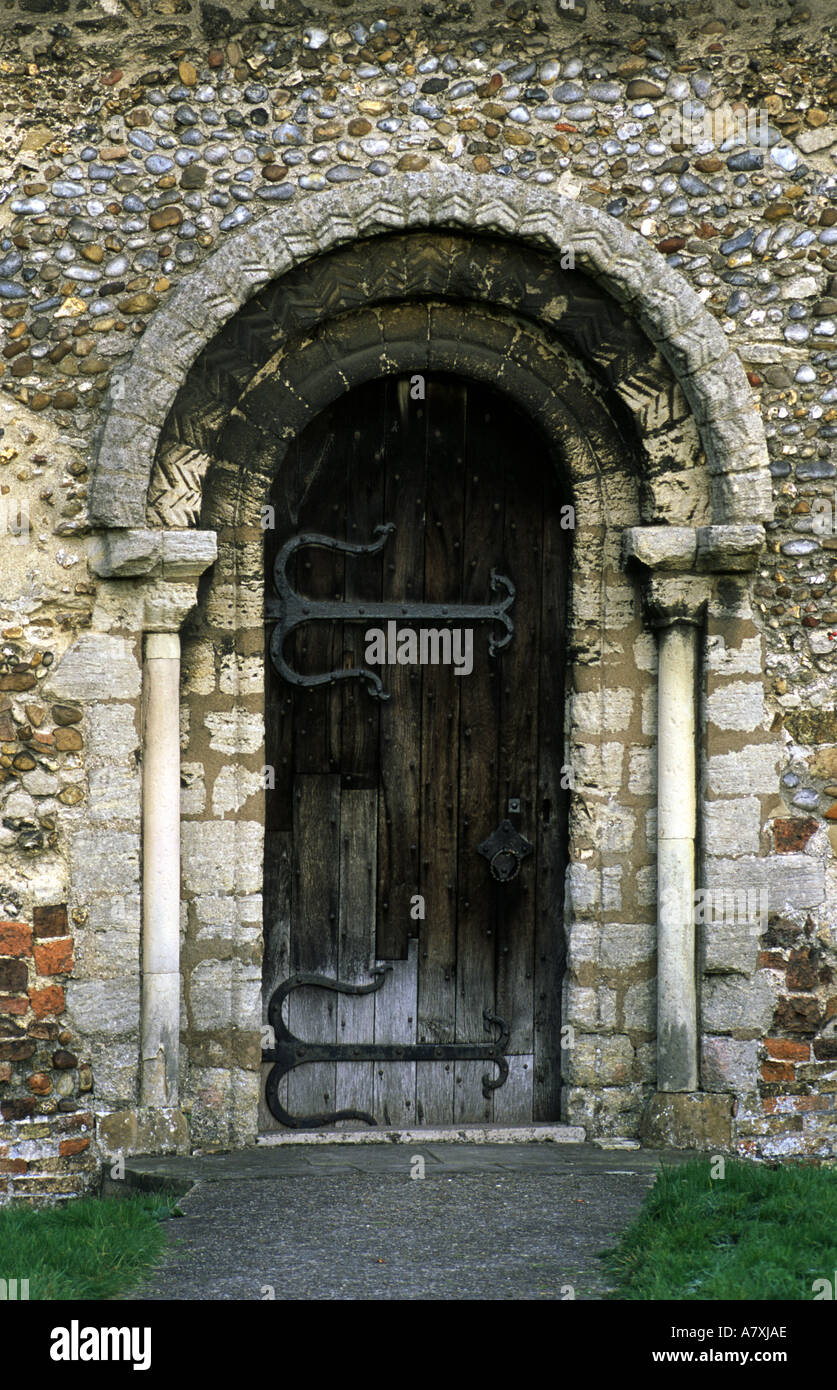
[0,906,97,1202]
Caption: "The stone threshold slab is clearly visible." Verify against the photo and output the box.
[255,1123,586,1146]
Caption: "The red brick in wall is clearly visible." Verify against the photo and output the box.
[0,907,96,1204]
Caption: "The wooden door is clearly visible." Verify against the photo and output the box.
[261,373,569,1129]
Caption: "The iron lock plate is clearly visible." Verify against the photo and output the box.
[477,819,534,883]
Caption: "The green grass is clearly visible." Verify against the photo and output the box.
[0,1192,181,1300]
[602,1156,837,1300]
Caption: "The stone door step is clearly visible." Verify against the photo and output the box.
[257,1123,586,1146]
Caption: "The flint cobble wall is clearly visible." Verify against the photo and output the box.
[1,0,837,1193]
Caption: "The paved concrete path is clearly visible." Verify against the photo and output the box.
[122,1143,693,1301]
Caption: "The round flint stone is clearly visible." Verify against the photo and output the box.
[797,459,836,478]
[259,184,294,201]
[412,99,442,119]
[0,250,23,277]
[589,82,621,103]
[781,538,819,555]
[275,123,304,145]
[770,145,798,172]
[326,164,362,182]
[727,149,763,171]
[680,172,710,196]
[220,206,251,229]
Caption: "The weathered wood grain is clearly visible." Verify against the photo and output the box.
[377,377,425,960]
[534,485,570,1121]
[492,1053,534,1124]
[417,380,464,1118]
[496,402,543,1057]
[335,789,377,1120]
[373,937,418,1126]
[341,387,385,788]
[288,775,340,1120]
[453,385,499,1121]
[260,828,292,1132]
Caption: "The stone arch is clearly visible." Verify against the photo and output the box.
[94,176,776,1148]
[149,229,704,535]
[91,172,772,532]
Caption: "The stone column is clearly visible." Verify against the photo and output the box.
[623,524,765,1143]
[141,630,183,1105]
[644,576,708,1093]
[92,530,217,1111]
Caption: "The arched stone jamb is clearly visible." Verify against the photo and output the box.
[168,307,651,1143]
[91,172,772,532]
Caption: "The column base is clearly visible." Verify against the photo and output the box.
[98,1106,190,1163]
[639,1091,733,1151]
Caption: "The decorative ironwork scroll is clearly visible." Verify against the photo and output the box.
[262,970,510,1129]
[266,524,515,700]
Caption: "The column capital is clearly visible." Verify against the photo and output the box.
[623,523,765,629]
[622,523,764,575]
[90,527,218,580]
[642,574,711,629]
[142,581,205,634]
[90,527,217,635]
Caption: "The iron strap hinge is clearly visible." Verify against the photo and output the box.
[262,970,510,1129]
[266,524,515,700]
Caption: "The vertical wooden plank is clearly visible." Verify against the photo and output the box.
[453,1061,494,1125]
[492,1053,534,1125]
[533,477,570,1121]
[341,381,385,789]
[495,401,543,1094]
[288,774,340,1121]
[260,829,292,1132]
[292,415,344,777]
[377,377,425,960]
[373,937,418,1126]
[453,383,500,1124]
[417,378,464,1123]
[335,789,377,1120]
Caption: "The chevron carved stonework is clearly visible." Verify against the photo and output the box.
[148,445,211,528]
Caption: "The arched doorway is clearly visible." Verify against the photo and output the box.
[261,373,571,1129]
[89,181,772,1152]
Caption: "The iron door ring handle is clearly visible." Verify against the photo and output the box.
[478,819,534,883]
[489,847,522,882]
